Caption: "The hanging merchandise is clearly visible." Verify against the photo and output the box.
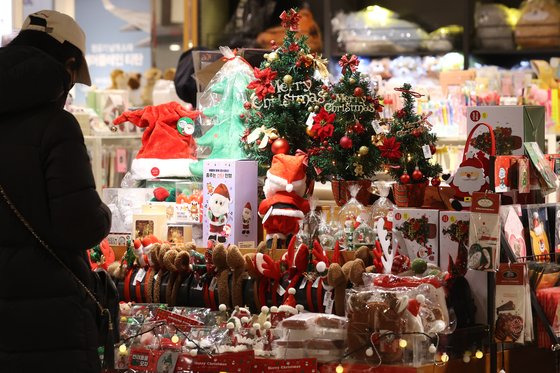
[337,185,367,250]
[379,84,442,208]
[526,206,552,262]
[500,205,528,260]
[446,122,495,211]
[243,8,326,181]
[189,47,254,177]
[113,102,200,180]
[468,192,501,271]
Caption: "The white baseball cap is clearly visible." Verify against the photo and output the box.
[21,10,91,86]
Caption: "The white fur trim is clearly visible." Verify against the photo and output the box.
[266,171,306,195]
[131,158,195,180]
[266,233,287,240]
[278,305,298,314]
[270,209,305,219]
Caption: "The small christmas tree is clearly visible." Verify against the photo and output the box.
[190,48,253,177]
[378,83,442,184]
[308,54,384,182]
[242,8,327,178]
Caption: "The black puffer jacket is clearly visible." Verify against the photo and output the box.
[0,46,111,372]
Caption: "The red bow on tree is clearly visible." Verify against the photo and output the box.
[394,87,423,98]
[247,67,277,101]
[280,9,301,31]
[338,54,359,74]
[378,137,402,160]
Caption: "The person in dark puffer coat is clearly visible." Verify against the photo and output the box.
[0,11,111,373]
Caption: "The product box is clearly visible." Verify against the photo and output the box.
[493,155,529,193]
[166,224,193,244]
[203,159,258,247]
[467,106,545,156]
[440,211,488,324]
[132,213,167,240]
[392,208,439,265]
[468,192,501,272]
[495,263,527,344]
[143,202,177,223]
[175,181,203,224]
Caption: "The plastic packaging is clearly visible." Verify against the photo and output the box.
[318,211,336,250]
[370,181,395,225]
[338,185,366,249]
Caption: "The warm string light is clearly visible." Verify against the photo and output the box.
[475,350,484,359]
[441,352,449,363]
[398,339,408,348]
[335,364,344,373]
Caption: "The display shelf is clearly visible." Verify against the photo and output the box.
[472,48,560,57]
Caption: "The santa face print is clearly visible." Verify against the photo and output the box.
[455,166,486,194]
[209,194,229,218]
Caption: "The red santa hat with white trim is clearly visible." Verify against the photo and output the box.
[264,154,307,197]
[113,102,200,180]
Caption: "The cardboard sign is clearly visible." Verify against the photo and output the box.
[175,351,254,373]
[252,358,317,373]
[129,348,179,372]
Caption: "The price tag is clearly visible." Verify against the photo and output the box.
[133,268,146,285]
[277,285,286,296]
[422,144,432,159]
[209,277,218,291]
[371,120,383,134]
[299,277,308,289]
[312,277,320,288]
[324,290,334,314]
[306,112,316,128]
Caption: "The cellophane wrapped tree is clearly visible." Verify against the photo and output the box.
[378,83,442,184]
[241,8,327,178]
[308,54,384,182]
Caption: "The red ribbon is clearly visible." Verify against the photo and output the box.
[339,54,359,74]
[296,148,322,175]
[394,87,423,98]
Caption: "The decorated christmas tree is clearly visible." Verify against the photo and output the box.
[307,54,384,182]
[378,83,442,185]
[190,47,253,177]
[242,8,327,178]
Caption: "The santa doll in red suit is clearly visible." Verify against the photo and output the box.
[445,150,489,211]
[259,153,310,247]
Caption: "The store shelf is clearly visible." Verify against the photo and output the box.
[472,48,560,57]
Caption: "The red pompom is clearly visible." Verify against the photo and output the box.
[153,187,170,201]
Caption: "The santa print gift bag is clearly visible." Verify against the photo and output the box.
[448,123,496,211]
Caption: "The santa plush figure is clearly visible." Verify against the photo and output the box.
[242,202,252,235]
[445,151,489,210]
[258,154,311,247]
[207,183,230,243]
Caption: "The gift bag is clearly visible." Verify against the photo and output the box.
[448,122,495,210]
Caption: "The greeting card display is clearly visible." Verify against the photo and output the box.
[500,205,527,260]
[176,181,204,224]
[203,159,258,247]
[495,263,528,344]
[526,206,551,261]
[493,155,529,193]
[545,154,560,176]
[546,204,560,256]
[468,192,500,271]
[525,142,558,194]
[392,208,438,264]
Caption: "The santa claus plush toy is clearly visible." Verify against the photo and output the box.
[445,150,489,211]
[208,183,231,243]
[259,154,311,248]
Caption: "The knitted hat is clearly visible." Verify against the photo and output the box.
[266,154,307,194]
[213,183,230,200]
[113,102,200,180]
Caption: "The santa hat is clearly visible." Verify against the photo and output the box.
[244,202,252,211]
[113,102,200,180]
[278,288,298,314]
[266,154,307,194]
[213,183,230,200]
[459,157,483,170]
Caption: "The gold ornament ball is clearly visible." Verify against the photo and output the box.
[283,74,293,85]
[349,78,356,84]
[308,107,314,112]
[263,53,269,59]
[359,146,369,155]
[268,51,278,61]
[314,105,320,111]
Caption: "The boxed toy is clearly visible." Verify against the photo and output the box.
[467,106,545,156]
[392,208,438,265]
[439,211,488,324]
[203,159,258,247]
[175,181,203,224]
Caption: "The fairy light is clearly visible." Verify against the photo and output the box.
[171,335,180,344]
[441,352,449,363]
[335,364,344,373]
[475,350,484,359]
[118,344,127,355]
[399,339,408,348]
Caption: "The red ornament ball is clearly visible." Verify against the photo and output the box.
[322,141,329,146]
[354,87,364,97]
[400,172,410,184]
[239,113,245,119]
[429,144,437,155]
[327,146,333,151]
[431,177,441,186]
[243,102,251,110]
[340,136,353,149]
[271,138,290,155]
[353,122,365,134]
[412,128,422,137]
[412,167,423,181]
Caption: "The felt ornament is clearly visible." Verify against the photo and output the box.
[113,102,200,180]
[213,244,231,309]
[226,245,247,308]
